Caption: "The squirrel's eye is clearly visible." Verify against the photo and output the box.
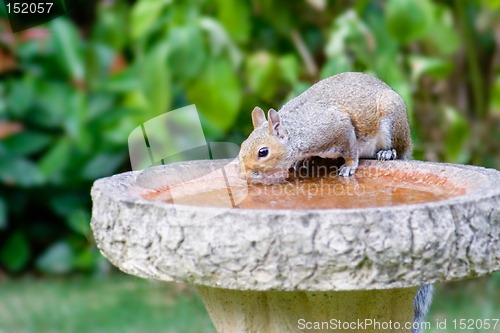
[258,147,269,158]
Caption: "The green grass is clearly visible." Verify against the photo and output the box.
[0,272,499,333]
[0,274,216,333]
[427,272,500,333]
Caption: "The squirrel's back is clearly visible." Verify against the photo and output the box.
[278,72,411,157]
[280,72,399,122]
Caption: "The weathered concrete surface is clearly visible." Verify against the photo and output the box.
[197,286,418,333]
[91,159,500,291]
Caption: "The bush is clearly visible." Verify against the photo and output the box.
[0,0,499,274]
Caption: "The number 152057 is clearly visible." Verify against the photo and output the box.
[6,2,54,14]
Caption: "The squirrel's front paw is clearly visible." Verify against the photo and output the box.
[377,148,397,161]
[339,165,356,177]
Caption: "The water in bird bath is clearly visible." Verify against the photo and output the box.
[137,159,465,210]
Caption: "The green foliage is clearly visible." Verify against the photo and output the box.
[0,196,6,229]
[188,57,242,132]
[131,0,172,40]
[215,0,251,44]
[36,241,74,274]
[0,13,131,273]
[443,106,470,163]
[1,0,499,275]
[0,232,30,272]
[139,43,172,117]
[51,19,85,81]
[386,0,434,43]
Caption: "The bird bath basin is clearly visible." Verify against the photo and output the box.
[91,159,500,333]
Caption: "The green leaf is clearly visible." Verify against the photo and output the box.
[386,0,434,43]
[0,131,52,156]
[86,42,117,86]
[422,5,459,56]
[0,158,44,187]
[491,75,500,115]
[326,10,373,68]
[140,44,172,117]
[50,18,84,81]
[49,193,87,218]
[92,1,129,50]
[66,208,91,236]
[81,152,125,180]
[131,0,172,40]
[444,106,470,163]
[0,197,6,229]
[73,247,100,271]
[93,108,140,145]
[123,90,149,115]
[365,8,399,59]
[64,90,87,146]
[36,241,75,274]
[38,138,72,180]
[245,52,280,101]
[215,0,251,44]
[187,58,241,132]
[354,0,371,14]
[284,82,311,101]
[482,0,500,9]
[0,232,30,272]
[199,18,242,68]
[100,68,141,93]
[321,56,351,78]
[252,0,293,34]
[31,81,75,129]
[278,55,300,85]
[409,56,454,82]
[5,77,35,118]
[167,25,206,81]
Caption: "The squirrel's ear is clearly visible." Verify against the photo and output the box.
[251,107,266,128]
[268,109,286,139]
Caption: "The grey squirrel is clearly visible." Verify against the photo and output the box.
[238,72,412,184]
[238,72,432,328]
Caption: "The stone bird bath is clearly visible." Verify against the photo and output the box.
[91,159,500,333]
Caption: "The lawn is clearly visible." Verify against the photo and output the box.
[0,274,215,333]
[0,272,499,333]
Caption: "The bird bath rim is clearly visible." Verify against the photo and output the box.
[105,159,500,215]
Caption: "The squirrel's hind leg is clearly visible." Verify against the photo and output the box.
[376,148,397,161]
[377,92,413,159]
[318,111,360,177]
[373,117,398,161]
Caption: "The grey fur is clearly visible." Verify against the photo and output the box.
[412,285,434,333]
[239,72,413,183]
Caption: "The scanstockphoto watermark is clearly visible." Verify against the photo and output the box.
[251,177,367,197]
[293,158,383,179]
[297,318,431,331]
[298,317,500,331]
[128,105,245,221]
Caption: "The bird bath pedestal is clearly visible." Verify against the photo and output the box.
[91,160,500,333]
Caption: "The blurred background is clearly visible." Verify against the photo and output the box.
[1,0,499,332]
